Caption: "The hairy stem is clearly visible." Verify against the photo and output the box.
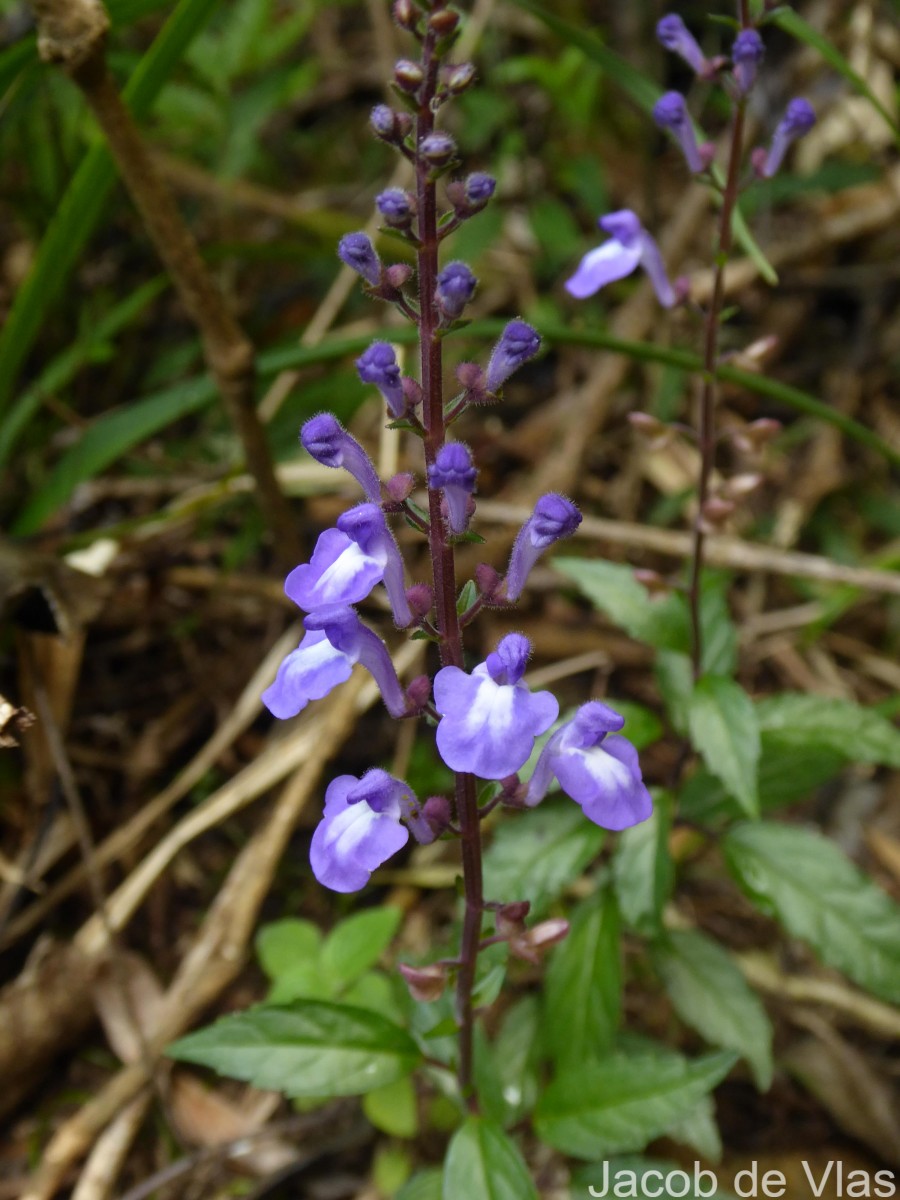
[414,15,483,1104]
[688,99,747,679]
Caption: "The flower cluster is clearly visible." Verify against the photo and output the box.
[565,14,815,306]
[262,1,654,901]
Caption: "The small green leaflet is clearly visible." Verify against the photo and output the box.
[724,822,900,1004]
[755,693,900,769]
[613,794,674,935]
[167,1000,421,1097]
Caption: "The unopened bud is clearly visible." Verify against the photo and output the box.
[393,0,418,31]
[383,262,413,290]
[401,375,423,409]
[370,105,411,144]
[474,562,503,603]
[419,131,456,166]
[446,62,476,93]
[421,794,451,838]
[394,59,424,94]
[456,361,486,391]
[405,673,433,714]
[428,9,459,36]
[406,582,434,616]
[385,472,416,502]
[399,962,447,1003]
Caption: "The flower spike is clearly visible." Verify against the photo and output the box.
[566,209,675,308]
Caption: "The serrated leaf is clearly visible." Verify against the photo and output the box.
[755,693,900,768]
[613,793,674,935]
[680,733,845,824]
[167,1001,420,1097]
[443,1117,538,1200]
[321,907,402,990]
[653,929,774,1090]
[664,1093,723,1162]
[482,800,605,916]
[491,997,541,1127]
[724,822,900,1003]
[544,888,621,1069]
[553,558,684,649]
[688,676,759,817]
[571,1157,737,1200]
[535,1049,736,1159]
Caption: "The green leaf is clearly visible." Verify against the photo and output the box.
[362,1074,419,1138]
[613,794,674,935]
[535,1049,736,1159]
[256,918,322,982]
[321,907,402,991]
[544,888,621,1069]
[443,1117,538,1200]
[553,558,684,650]
[724,822,900,1004]
[652,929,774,1090]
[491,997,541,1127]
[167,1001,420,1097]
[688,676,760,817]
[680,734,845,824]
[0,0,221,419]
[664,1094,723,1162]
[571,1157,738,1200]
[397,1169,444,1200]
[482,800,605,917]
[755,693,900,768]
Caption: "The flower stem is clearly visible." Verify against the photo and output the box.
[414,12,483,1104]
[688,98,747,680]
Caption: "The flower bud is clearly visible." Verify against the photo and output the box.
[485,320,540,392]
[405,673,433,716]
[401,375,423,410]
[656,13,712,77]
[370,104,412,144]
[435,260,477,320]
[653,91,708,174]
[464,171,496,208]
[446,62,476,93]
[428,9,459,36]
[732,28,764,95]
[701,495,736,526]
[419,131,456,167]
[427,442,477,533]
[383,262,413,290]
[392,0,418,31]
[758,98,816,178]
[300,413,381,502]
[474,562,503,603]
[376,187,416,230]
[356,341,404,417]
[338,232,381,286]
[385,471,416,502]
[394,58,424,94]
[406,583,434,617]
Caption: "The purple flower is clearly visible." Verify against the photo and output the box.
[732,29,764,95]
[261,629,354,719]
[566,210,675,308]
[525,702,652,830]
[759,99,816,178]
[656,14,710,77]
[300,413,381,502]
[434,633,558,778]
[484,321,541,392]
[305,605,407,717]
[285,503,411,626]
[428,443,477,533]
[338,233,382,286]
[376,188,415,229]
[505,493,582,600]
[435,261,477,320]
[653,91,707,174]
[370,104,410,143]
[310,770,412,892]
[356,341,404,417]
